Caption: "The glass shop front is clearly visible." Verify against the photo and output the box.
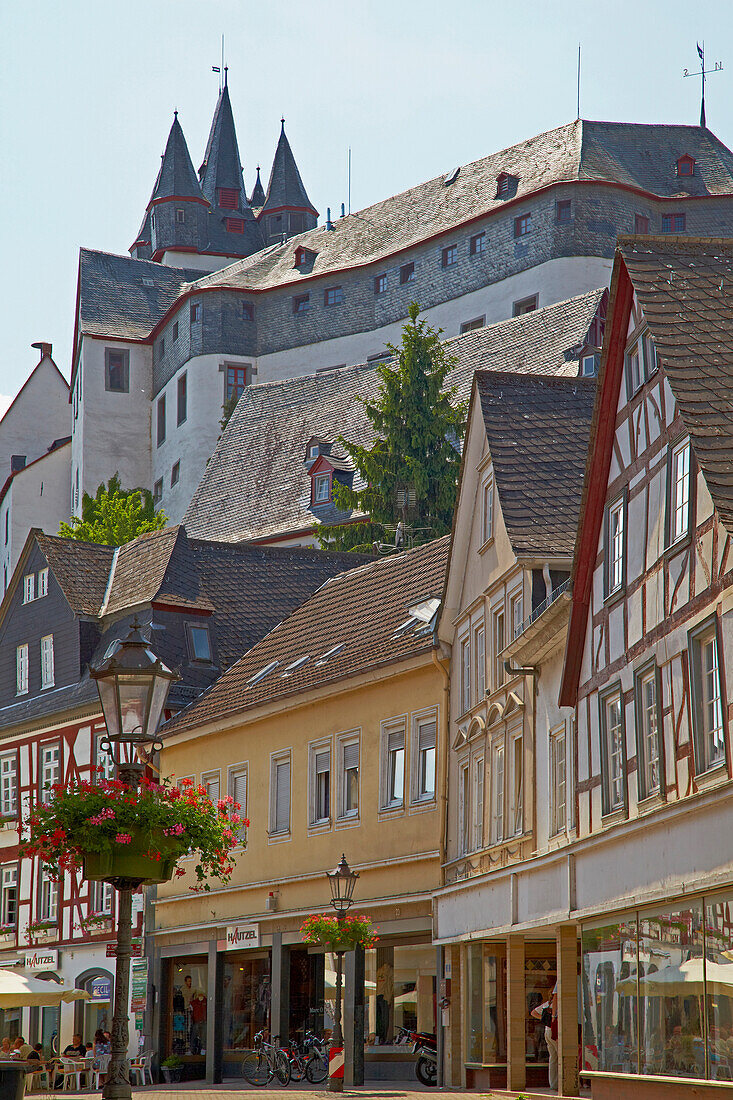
[582,888,733,1083]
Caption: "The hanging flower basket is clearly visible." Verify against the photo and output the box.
[22,775,247,891]
[300,913,378,953]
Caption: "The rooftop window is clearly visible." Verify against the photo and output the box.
[313,473,331,503]
[280,656,310,678]
[676,154,695,177]
[187,623,212,663]
[247,660,279,687]
[496,172,516,197]
[226,218,244,234]
[315,643,346,666]
[443,166,460,186]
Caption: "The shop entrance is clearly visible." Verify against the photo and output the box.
[222,951,271,1077]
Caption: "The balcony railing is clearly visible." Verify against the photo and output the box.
[514,579,572,643]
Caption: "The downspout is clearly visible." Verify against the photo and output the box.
[431,643,450,1090]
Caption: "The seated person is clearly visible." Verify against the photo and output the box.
[93,1030,110,1056]
[26,1044,43,1062]
[62,1034,87,1058]
[11,1037,32,1060]
[0,1037,11,1056]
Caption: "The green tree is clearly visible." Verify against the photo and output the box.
[318,304,467,552]
[58,474,167,546]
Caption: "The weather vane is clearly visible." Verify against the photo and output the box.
[684,42,723,127]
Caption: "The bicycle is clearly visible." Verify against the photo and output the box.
[241,1031,291,1087]
[303,1032,329,1084]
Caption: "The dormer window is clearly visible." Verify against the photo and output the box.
[294,246,317,268]
[309,445,320,459]
[677,155,695,177]
[305,436,329,464]
[496,172,517,198]
[218,188,239,209]
[314,473,331,503]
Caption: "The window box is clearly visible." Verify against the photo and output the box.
[26,922,58,944]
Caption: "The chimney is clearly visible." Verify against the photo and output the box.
[31,341,52,362]
[10,456,26,474]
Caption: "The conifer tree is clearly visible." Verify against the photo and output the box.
[58,474,167,546]
[318,304,466,552]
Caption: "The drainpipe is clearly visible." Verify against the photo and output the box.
[542,561,553,601]
[431,644,450,1089]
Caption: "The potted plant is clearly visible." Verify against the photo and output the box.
[160,1054,183,1084]
[26,919,58,943]
[81,912,114,935]
[22,774,247,890]
[0,923,15,943]
[300,912,378,953]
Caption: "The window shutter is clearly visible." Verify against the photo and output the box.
[275,759,290,833]
[231,769,247,814]
[419,720,437,752]
[388,729,404,752]
[205,774,220,801]
[315,750,330,774]
[342,742,359,771]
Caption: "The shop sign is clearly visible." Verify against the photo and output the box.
[130,958,148,1013]
[24,949,58,971]
[90,977,111,1001]
[224,923,259,950]
[106,940,143,958]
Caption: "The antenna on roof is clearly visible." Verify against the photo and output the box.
[683,41,723,127]
[576,43,581,120]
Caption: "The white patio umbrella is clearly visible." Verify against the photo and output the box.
[0,968,91,1007]
[616,957,733,997]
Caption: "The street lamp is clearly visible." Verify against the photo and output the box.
[326,854,359,1093]
[90,620,178,1100]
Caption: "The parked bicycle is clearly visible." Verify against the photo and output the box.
[241,1031,291,1087]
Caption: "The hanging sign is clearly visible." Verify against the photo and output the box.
[106,940,143,958]
[224,923,259,950]
[130,957,148,1013]
[90,976,111,1000]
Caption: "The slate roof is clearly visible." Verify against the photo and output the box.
[164,536,450,736]
[617,235,733,536]
[76,249,203,345]
[199,84,249,209]
[261,122,317,215]
[183,288,606,542]
[250,166,266,208]
[34,532,115,616]
[192,120,733,294]
[153,115,205,201]
[476,371,596,556]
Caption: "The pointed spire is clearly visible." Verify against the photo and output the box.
[199,84,250,213]
[261,120,317,216]
[152,114,205,201]
[250,166,266,207]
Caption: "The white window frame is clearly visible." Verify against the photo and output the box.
[40,634,54,690]
[227,763,248,844]
[481,478,494,544]
[626,340,643,396]
[201,770,220,802]
[636,666,661,798]
[491,741,504,844]
[37,569,49,598]
[39,743,60,804]
[411,709,437,805]
[16,644,28,696]
[474,624,486,701]
[600,688,625,813]
[690,620,726,774]
[0,865,17,928]
[308,739,332,827]
[458,758,470,855]
[336,733,360,821]
[269,751,291,838]
[460,635,471,713]
[314,474,330,503]
[95,731,115,783]
[0,752,17,818]
[549,725,567,837]
[510,590,523,640]
[379,718,406,811]
[23,575,34,604]
[509,726,523,837]
[38,867,57,923]
[472,755,485,852]
[670,438,691,544]
[606,495,626,595]
[493,607,505,690]
[91,879,114,916]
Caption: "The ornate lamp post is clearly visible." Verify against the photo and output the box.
[326,854,359,1093]
[90,621,179,1100]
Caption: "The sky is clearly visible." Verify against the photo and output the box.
[1,0,732,408]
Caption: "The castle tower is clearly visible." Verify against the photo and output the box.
[259,120,319,245]
[130,113,209,263]
[198,77,264,257]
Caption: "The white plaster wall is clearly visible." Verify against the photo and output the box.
[533,646,575,852]
[6,445,72,578]
[252,256,612,383]
[0,357,70,480]
[152,353,252,524]
[73,337,152,502]
[160,250,238,273]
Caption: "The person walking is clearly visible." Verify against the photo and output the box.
[531,984,558,1091]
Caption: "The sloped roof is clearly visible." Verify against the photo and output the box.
[192,120,733,294]
[199,84,248,208]
[261,122,317,215]
[104,526,183,615]
[476,371,596,556]
[183,288,606,542]
[34,532,116,616]
[617,235,733,535]
[153,115,205,202]
[164,536,450,736]
[250,166,266,208]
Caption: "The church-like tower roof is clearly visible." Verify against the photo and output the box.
[250,166,266,208]
[199,82,249,210]
[154,113,205,201]
[261,121,318,215]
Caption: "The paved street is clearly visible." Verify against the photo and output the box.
[55,1087,588,1100]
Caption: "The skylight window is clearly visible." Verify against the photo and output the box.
[443,167,460,186]
[142,278,154,287]
[392,596,442,639]
[246,660,280,687]
[315,643,345,666]
[280,655,310,678]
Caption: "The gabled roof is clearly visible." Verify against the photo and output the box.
[476,371,596,557]
[183,288,606,542]
[163,536,450,737]
[560,235,733,706]
[153,114,205,202]
[34,532,116,616]
[188,120,733,295]
[199,84,248,210]
[261,121,317,216]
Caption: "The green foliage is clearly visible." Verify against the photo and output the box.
[300,912,379,951]
[220,391,239,433]
[317,304,467,552]
[58,474,167,546]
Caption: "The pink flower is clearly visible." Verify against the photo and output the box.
[115,833,132,844]
[163,824,185,836]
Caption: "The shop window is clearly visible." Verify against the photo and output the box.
[309,742,331,826]
[635,664,662,799]
[689,617,726,774]
[413,713,436,803]
[270,752,291,836]
[380,719,405,810]
[463,943,506,1065]
[364,944,437,1050]
[337,735,359,819]
[169,959,209,1060]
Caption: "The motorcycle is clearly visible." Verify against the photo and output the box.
[396,1026,437,1086]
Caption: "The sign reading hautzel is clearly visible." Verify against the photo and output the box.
[225,924,259,950]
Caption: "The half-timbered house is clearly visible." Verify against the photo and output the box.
[0,525,368,1054]
[434,368,596,1093]
[559,236,733,1098]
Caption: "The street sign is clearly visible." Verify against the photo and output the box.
[130,958,148,1012]
[106,941,143,957]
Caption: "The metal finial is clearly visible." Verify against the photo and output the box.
[281,117,285,133]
